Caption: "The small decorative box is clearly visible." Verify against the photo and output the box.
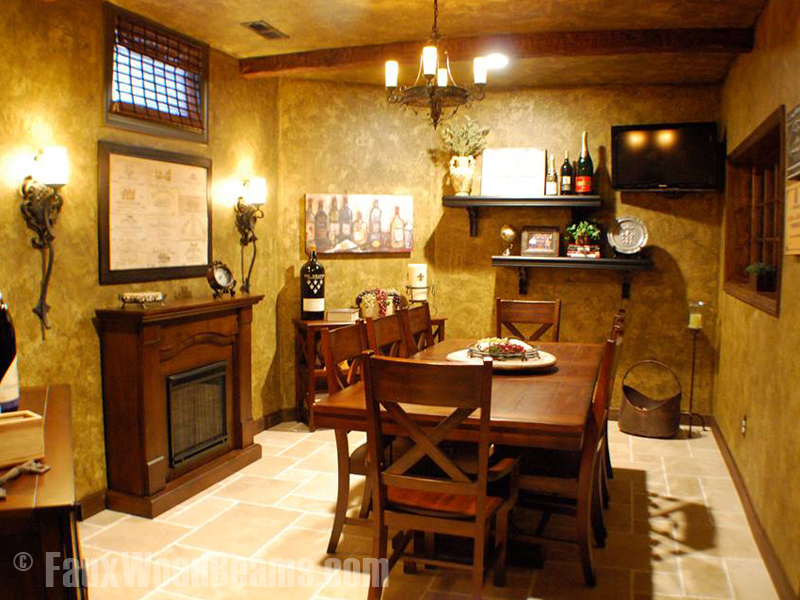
[119,292,166,307]
[0,410,45,468]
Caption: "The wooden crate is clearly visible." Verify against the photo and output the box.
[0,410,44,468]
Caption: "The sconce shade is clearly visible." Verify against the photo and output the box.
[473,57,488,85]
[38,146,69,187]
[244,177,267,206]
[385,60,399,88]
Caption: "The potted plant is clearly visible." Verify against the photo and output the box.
[440,116,489,196]
[565,220,602,258]
[745,263,777,292]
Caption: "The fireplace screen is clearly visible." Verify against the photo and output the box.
[167,361,227,466]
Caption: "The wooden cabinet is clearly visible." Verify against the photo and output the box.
[96,296,263,518]
[0,385,87,600]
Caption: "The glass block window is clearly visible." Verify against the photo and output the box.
[106,5,208,139]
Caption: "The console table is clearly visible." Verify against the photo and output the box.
[0,385,87,599]
[96,295,263,517]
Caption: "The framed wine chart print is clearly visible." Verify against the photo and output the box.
[303,193,413,254]
[98,142,212,284]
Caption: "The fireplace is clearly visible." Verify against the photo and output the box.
[167,361,228,467]
[97,295,263,518]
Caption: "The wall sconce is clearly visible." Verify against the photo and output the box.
[20,146,69,338]
[234,177,266,294]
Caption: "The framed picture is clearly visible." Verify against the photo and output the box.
[304,193,413,254]
[480,148,545,197]
[787,103,800,180]
[98,142,212,285]
[521,226,560,257]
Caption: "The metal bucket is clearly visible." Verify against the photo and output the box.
[618,360,682,439]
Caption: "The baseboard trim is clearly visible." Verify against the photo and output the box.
[263,408,297,430]
[78,489,107,521]
[710,421,797,600]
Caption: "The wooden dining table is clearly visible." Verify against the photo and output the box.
[312,338,604,452]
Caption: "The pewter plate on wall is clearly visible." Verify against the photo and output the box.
[608,216,648,255]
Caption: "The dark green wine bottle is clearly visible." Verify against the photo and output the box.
[576,131,593,195]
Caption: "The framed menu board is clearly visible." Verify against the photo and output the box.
[98,142,212,284]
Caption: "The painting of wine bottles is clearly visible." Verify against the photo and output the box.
[304,193,414,254]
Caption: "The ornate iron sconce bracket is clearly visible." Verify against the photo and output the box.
[234,199,264,295]
[20,176,63,337]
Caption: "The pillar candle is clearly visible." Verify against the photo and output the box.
[688,313,703,330]
[408,264,428,301]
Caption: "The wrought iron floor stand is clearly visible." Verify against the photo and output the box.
[684,328,707,437]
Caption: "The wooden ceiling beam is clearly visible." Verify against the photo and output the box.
[240,28,753,78]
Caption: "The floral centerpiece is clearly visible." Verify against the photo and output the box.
[565,220,602,258]
[440,116,490,196]
[356,288,404,319]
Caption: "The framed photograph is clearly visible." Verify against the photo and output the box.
[480,148,545,197]
[788,103,800,180]
[521,226,560,257]
[304,193,413,254]
[98,142,212,285]
[786,183,800,255]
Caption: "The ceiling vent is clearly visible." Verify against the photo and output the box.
[242,20,289,40]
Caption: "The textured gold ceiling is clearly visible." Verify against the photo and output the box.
[109,0,766,86]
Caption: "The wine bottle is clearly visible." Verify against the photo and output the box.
[339,196,353,243]
[314,200,329,252]
[305,198,316,248]
[560,150,574,195]
[368,199,382,249]
[576,131,594,195]
[0,292,20,413]
[328,197,340,248]
[390,206,405,249]
[300,245,325,321]
[545,153,558,196]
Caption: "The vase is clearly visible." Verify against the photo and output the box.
[449,155,476,196]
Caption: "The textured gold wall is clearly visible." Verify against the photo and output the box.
[275,80,722,414]
[719,0,800,592]
[0,0,280,499]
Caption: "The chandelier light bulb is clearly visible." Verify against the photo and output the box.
[385,60,399,88]
[437,67,448,87]
[422,46,438,77]
[473,57,488,85]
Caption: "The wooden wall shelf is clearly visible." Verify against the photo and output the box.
[443,195,602,236]
[491,254,654,296]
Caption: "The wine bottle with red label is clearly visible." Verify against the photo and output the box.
[300,244,325,321]
[576,131,594,195]
[0,292,20,413]
[560,150,574,195]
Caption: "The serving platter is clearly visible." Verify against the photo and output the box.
[446,348,558,370]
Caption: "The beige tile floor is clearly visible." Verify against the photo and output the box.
[80,422,780,600]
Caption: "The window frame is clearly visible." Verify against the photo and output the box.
[104,3,209,144]
[723,105,786,317]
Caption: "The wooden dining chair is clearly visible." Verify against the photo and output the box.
[601,308,626,506]
[320,322,373,553]
[363,354,519,600]
[512,336,619,587]
[495,299,561,342]
[399,303,436,356]
[365,313,407,357]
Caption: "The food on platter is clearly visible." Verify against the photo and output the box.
[468,337,540,361]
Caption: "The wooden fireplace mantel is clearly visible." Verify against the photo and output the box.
[96,294,264,518]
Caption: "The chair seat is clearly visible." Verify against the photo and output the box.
[387,486,502,519]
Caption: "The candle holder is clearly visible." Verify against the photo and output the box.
[685,300,711,437]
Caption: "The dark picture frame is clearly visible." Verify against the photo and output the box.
[98,141,212,285]
[521,226,560,257]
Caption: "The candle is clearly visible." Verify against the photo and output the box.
[688,313,703,330]
[385,60,399,88]
[437,67,448,87]
[422,46,438,77]
[408,263,428,301]
[473,56,488,85]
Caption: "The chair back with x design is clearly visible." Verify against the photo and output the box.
[320,322,369,393]
[496,299,561,342]
[365,313,407,358]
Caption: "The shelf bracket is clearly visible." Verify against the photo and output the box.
[518,267,529,295]
[466,207,479,237]
[621,272,632,300]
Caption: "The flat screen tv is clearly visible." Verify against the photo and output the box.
[611,122,722,191]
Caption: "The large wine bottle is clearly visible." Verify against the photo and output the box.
[560,150,574,195]
[0,292,20,413]
[545,153,558,196]
[576,131,594,195]
[300,245,325,321]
